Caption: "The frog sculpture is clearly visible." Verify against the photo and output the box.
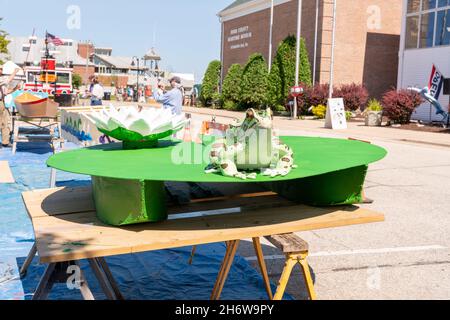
[205,108,297,180]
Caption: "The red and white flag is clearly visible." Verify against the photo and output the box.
[428,64,444,99]
[46,32,64,46]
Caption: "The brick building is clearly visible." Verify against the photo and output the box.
[5,36,165,89]
[219,0,403,98]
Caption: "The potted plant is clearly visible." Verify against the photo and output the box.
[364,99,383,126]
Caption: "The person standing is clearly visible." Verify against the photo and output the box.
[88,76,104,106]
[153,76,183,115]
[0,65,20,147]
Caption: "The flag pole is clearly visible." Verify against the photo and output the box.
[293,0,302,119]
[329,0,337,99]
[313,0,319,84]
[268,0,274,72]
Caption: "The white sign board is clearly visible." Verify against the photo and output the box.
[325,98,347,130]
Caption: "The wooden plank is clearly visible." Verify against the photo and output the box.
[23,187,385,264]
[265,234,309,253]
[0,161,15,183]
[22,186,95,219]
[30,205,384,264]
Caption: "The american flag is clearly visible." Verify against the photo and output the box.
[46,32,64,46]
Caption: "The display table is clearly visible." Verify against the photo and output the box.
[22,186,385,300]
[46,136,387,226]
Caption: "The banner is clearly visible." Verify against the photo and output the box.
[428,64,444,99]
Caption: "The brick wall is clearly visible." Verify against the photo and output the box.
[77,43,94,60]
[97,75,128,88]
[73,65,95,85]
[221,0,403,98]
[320,0,402,98]
[222,0,317,76]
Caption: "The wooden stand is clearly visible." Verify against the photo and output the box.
[209,234,315,301]
[33,258,124,300]
[265,234,315,300]
[12,116,64,155]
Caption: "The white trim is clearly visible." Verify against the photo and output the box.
[219,0,292,22]
[398,0,408,89]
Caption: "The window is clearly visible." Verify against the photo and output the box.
[422,0,436,10]
[22,45,30,52]
[435,9,450,45]
[405,0,450,49]
[406,16,420,48]
[408,0,421,13]
[27,71,40,83]
[56,73,70,84]
[419,12,435,47]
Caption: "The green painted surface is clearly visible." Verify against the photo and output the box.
[92,177,167,226]
[47,137,387,183]
[47,136,387,225]
[266,165,368,206]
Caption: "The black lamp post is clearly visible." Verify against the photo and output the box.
[131,56,142,102]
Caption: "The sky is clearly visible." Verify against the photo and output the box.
[0,0,231,81]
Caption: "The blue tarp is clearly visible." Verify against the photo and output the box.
[0,141,287,300]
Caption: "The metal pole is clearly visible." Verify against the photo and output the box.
[219,17,225,90]
[293,0,302,119]
[85,41,90,85]
[329,0,337,99]
[137,59,139,102]
[268,0,274,72]
[313,0,319,84]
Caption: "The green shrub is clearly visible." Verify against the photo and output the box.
[223,100,239,111]
[366,98,383,112]
[201,60,221,107]
[241,53,269,109]
[312,105,327,119]
[346,111,353,121]
[268,36,312,107]
[0,18,9,65]
[72,73,82,89]
[221,64,243,105]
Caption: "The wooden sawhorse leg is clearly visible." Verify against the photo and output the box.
[273,252,316,301]
[22,168,57,279]
[252,238,273,300]
[255,234,317,300]
[88,258,125,300]
[19,243,37,279]
[33,261,94,300]
[210,240,240,300]
[210,238,274,301]
[33,259,124,300]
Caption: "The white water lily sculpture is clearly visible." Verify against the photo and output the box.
[90,105,186,145]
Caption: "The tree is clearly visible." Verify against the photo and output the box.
[72,73,82,89]
[0,18,10,65]
[201,60,221,107]
[221,64,243,109]
[268,35,312,107]
[241,53,269,109]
